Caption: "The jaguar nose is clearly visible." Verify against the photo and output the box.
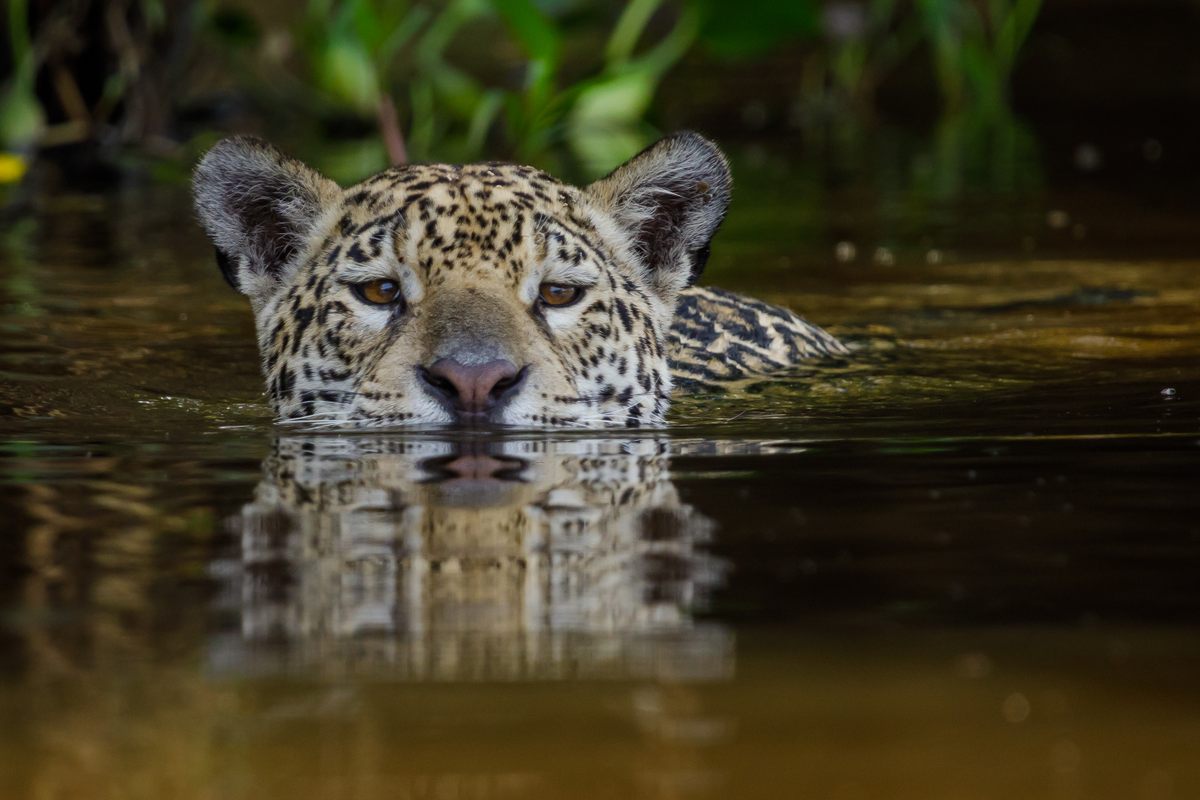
[419,358,527,415]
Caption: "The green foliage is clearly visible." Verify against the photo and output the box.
[690,0,819,58]
[567,0,699,172]
[812,0,922,112]
[1,0,45,149]
[916,0,1044,112]
[0,0,1048,185]
[2,0,175,152]
[263,0,701,179]
[299,0,427,115]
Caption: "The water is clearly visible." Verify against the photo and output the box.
[2,148,1199,799]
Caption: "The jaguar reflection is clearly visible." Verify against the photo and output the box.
[211,434,731,680]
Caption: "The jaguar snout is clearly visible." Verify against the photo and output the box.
[418,358,529,420]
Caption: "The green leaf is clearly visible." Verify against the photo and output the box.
[349,0,385,53]
[606,0,663,67]
[492,0,561,63]
[316,136,389,184]
[689,0,818,58]
[378,5,429,66]
[0,79,45,149]
[316,36,381,115]
[567,69,658,175]
[428,62,486,119]
[570,70,655,125]
[7,0,32,68]
[995,0,1043,75]
[568,123,649,178]
[408,80,437,160]
[465,90,505,157]
[624,4,699,77]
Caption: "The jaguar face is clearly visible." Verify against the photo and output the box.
[193,134,731,428]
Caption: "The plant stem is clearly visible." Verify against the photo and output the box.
[378,93,408,165]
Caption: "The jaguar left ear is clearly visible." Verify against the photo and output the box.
[585,131,732,300]
[193,136,341,305]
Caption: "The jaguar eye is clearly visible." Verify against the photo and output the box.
[353,278,404,306]
[539,283,583,308]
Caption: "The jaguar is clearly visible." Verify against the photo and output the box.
[193,132,845,428]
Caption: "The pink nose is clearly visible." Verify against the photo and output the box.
[421,358,524,414]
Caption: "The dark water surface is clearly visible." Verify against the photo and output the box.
[2,150,1199,799]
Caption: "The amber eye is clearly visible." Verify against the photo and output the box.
[539,283,583,308]
[353,278,403,306]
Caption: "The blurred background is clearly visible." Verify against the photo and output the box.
[4,0,1200,271]
[1,0,1195,190]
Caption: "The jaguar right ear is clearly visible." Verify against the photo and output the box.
[584,132,732,303]
[193,137,341,305]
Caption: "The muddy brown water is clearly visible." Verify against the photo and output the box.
[1,152,1198,799]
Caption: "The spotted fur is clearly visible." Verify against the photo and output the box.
[193,133,845,428]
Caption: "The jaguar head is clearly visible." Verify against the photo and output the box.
[193,133,731,428]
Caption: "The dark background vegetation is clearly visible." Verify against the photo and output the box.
[3,0,1198,188]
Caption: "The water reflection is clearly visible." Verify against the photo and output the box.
[212,434,731,681]
[0,434,735,798]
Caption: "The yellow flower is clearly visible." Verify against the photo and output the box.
[0,153,28,183]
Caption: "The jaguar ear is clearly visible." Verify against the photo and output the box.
[193,136,341,303]
[585,131,731,300]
